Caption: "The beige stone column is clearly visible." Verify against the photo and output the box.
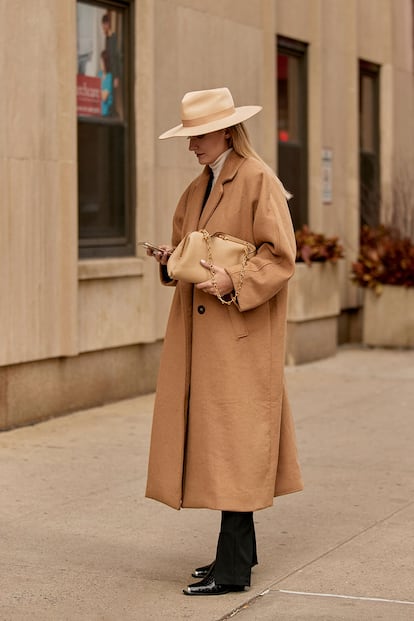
[0,0,78,365]
[387,0,414,237]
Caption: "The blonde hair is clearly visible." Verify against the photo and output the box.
[227,123,292,199]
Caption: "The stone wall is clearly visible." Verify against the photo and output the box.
[1,0,413,427]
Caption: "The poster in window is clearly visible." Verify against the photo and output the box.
[76,2,124,120]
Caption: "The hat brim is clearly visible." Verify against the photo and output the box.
[158,105,262,139]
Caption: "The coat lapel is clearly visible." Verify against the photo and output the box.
[182,167,211,233]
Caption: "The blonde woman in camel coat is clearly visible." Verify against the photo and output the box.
[145,87,303,596]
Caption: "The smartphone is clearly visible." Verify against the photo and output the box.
[138,241,171,255]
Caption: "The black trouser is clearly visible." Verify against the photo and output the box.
[214,511,258,586]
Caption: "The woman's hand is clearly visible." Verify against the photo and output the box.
[195,260,234,296]
[146,245,173,266]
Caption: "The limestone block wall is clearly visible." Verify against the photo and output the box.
[0,0,171,372]
[275,0,414,312]
[0,1,78,366]
[389,0,414,222]
[1,0,413,427]
[152,0,266,254]
[0,0,167,428]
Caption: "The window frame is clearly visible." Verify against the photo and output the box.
[77,0,136,259]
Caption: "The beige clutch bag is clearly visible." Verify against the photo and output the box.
[167,230,256,305]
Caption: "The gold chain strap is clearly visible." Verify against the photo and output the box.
[201,229,250,306]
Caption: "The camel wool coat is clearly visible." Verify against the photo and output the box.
[146,151,303,512]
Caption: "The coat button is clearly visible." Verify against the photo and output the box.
[197,305,206,315]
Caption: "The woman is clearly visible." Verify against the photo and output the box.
[145,87,303,596]
[98,50,113,117]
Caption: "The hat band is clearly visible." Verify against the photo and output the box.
[182,106,235,128]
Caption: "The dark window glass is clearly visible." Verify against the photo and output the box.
[76,0,134,258]
[277,37,308,229]
[359,60,380,227]
[277,54,300,144]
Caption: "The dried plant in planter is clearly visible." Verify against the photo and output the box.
[295,225,344,266]
[351,225,414,294]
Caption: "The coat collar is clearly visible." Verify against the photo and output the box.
[197,151,245,229]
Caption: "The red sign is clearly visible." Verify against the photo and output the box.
[77,74,101,117]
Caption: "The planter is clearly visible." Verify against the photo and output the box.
[286,262,341,365]
[363,285,414,347]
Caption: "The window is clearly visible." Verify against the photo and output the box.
[359,60,380,227]
[277,36,308,229]
[76,0,134,258]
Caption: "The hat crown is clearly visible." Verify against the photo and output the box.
[181,88,235,125]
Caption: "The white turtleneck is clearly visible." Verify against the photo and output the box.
[209,148,233,186]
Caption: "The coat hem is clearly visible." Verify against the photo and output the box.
[274,485,304,497]
[146,487,304,512]
[145,492,181,511]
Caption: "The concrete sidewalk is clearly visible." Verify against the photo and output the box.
[1,347,413,621]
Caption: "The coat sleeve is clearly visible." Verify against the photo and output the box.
[226,170,296,312]
[159,183,193,286]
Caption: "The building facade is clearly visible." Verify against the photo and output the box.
[1,0,413,429]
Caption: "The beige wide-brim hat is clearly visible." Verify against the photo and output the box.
[158,87,262,139]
